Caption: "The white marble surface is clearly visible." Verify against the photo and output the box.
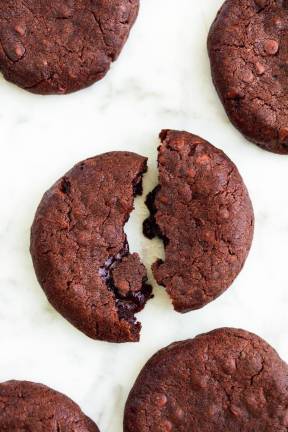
[1,0,288,430]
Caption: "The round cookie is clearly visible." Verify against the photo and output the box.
[30,152,152,343]
[144,130,254,312]
[0,0,139,94]
[208,0,288,154]
[0,380,99,431]
[124,328,288,432]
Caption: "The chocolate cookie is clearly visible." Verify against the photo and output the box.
[144,130,254,312]
[0,380,99,431]
[124,328,288,432]
[30,152,152,343]
[208,0,288,154]
[0,0,139,94]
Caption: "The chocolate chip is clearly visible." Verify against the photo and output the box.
[160,420,172,432]
[154,393,168,408]
[196,154,210,165]
[219,208,230,220]
[241,69,254,83]
[174,407,184,420]
[159,195,169,205]
[57,86,66,94]
[279,127,288,143]
[203,230,215,243]
[264,39,279,55]
[225,88,244,99]
[15,43,26,59]
[2,37,26,62]
[14,24,26,36]
[208,404,220,416]
[186,168,196,178]
[255,62,265,75]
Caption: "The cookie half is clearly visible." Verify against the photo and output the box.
[208,0,288,154]
[0,0,139,94]
[124,328,288,432]
[144,130,254,312]
[30,152,152,343]
[0,380,99,431]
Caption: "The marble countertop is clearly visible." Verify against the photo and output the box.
[1,0,288,430]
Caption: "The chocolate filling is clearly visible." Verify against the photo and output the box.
[99,240,152,324]
[143,186,169,246]
[99,165,153,326]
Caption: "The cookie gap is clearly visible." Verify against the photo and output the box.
[143,135,173,307]
[99,162,153,337]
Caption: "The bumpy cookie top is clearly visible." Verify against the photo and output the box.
[0,0,139,94]
[144,130,254,312]
[208,0,288,153]
[124,328,288,432]
[30,152,152,343]
[0,380,99,431]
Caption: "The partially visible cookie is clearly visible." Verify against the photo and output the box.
[0,0,139,94]
[208,0,288,154]
[30,152,152,343]
[144,130,254,312]
[124,328,288,432]
[0,380,99,431]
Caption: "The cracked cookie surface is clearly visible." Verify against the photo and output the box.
[208,0,288,154]
[0,380,99,431]
[143,130,254,312]
[0,0,139,94]
[30,152,152,343]
[124,328,288,432]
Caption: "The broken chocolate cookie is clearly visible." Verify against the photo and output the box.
[144,130,254,312]
[30,151,152,343]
